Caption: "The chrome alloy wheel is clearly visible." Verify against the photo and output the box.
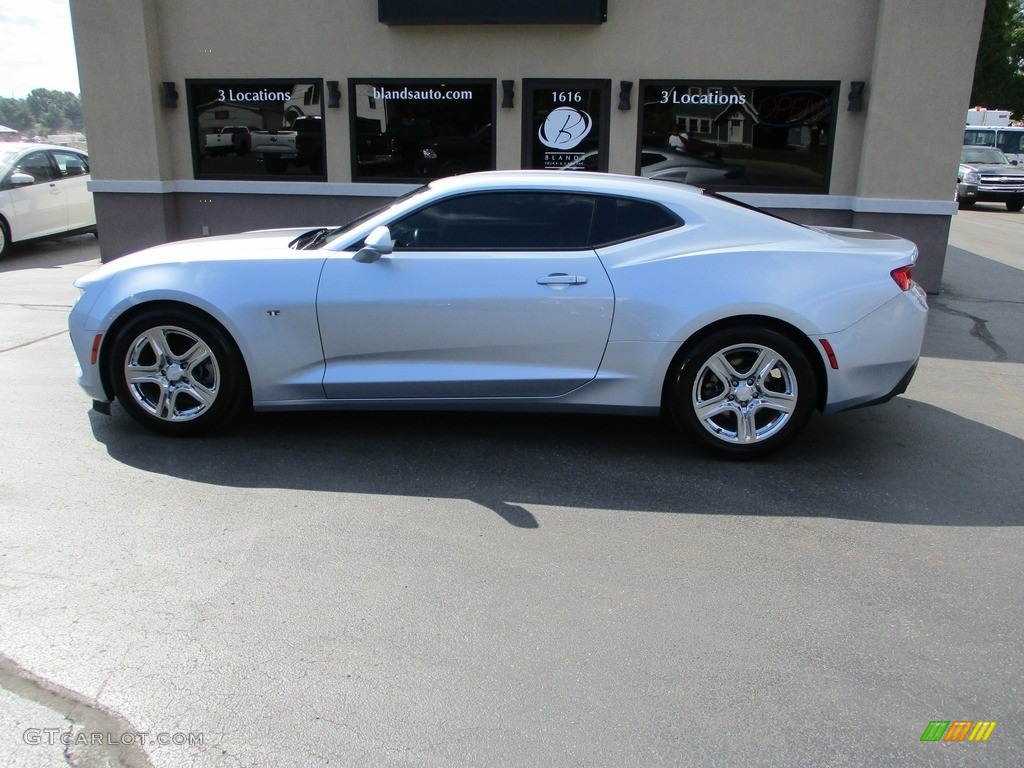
[691,343,798,444]
[122,325,221,422]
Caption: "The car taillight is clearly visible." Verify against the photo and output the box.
[891,265,913,291]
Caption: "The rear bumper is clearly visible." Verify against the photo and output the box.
[822,284,928,413]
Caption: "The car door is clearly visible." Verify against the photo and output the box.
[3,150,66,240]
[316,190,614,400]
[50,150,95,230]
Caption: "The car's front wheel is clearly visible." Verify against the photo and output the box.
[668,326,816,458]
[110,309,247,436]
[1006,196,1024,212]
[0,217,10,260]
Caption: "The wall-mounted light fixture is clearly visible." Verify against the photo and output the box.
[502,80,515,109]
[326,80,342,109]
[848,81,865,112]
[161,81,179,109]
[618,80,633,111]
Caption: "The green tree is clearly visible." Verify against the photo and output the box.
[971,0,1024,116]
[0,97,33,133]
[0,88,87,136]
[25,88,84,133]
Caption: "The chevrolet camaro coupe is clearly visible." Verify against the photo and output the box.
[69,171,928,458]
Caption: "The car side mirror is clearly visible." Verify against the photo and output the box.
[9,172,35,187]
[353,225,394,263]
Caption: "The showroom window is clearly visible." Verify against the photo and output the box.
[639,81,839,193]
[187,79,326,180]
[349,79,495,182]
[523,80,610,171]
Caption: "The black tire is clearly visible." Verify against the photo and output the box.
[958,199,975,209]
[1006,196,1023,212]
[668,326,816,459]
[109,308,248,436]
[0,218,10,260]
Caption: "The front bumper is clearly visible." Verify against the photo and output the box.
[957,182,978,204]
[69,291,111,404]
[975,181,1024,203]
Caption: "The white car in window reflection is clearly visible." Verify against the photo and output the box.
[0,142,96,259]
[562,147,745,186]
[69,171,927,458]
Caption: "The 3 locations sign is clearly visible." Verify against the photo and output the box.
[639,81,838,192]
[524,80,610,172]
[187,79,325,180]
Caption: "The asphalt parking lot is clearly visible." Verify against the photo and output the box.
[1,208,1022,767]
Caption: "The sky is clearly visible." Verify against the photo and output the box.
[0,0,81,98]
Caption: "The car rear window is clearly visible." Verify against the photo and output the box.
[589,195,682,246]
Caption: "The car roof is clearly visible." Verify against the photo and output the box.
[1,142,87,154]
[427,169,706,200]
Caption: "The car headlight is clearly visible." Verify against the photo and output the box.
[421,148,438,160]
[964,170,980,184]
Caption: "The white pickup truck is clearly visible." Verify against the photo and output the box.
[250,129,298,173]
[251,117,324,174]
[203,126,252,155]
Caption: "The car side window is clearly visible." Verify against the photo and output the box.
[51,151,90,178]
[590,196,682,247]
[13,151,59,184]
[995,131,1023,154]
[390,192,596,250]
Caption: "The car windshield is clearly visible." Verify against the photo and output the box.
[961,147,1009,165]
[318,185,427,247]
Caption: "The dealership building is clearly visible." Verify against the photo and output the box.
[69,0,985,292]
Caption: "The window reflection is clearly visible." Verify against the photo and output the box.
[640,82,837,192]
[350,80,495,181]
[188,80,325,180]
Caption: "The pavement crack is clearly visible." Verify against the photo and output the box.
[930,298,1008,362]
[0,330,68,354]
[0,652,156,768]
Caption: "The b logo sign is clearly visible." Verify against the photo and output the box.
[539,107,593,150]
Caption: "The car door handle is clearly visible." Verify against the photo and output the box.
[537,273,588,286]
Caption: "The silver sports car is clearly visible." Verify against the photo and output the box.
[70,171,928,457]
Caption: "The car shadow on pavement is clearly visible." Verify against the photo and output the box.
[0,234,99,272]
[90,397,1023,529]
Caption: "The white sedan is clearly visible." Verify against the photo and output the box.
[0,142,96,259]
[69,171,928,457]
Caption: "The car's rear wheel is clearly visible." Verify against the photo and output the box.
[669,326,816,458]
[110,309,247,436]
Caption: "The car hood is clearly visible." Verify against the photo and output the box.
[82,228,321,278]
[960,162,1024,176]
